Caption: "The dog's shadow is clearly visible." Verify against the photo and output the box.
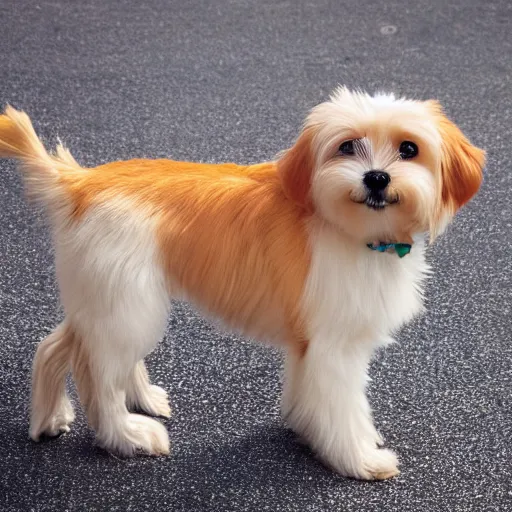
[165,424,364,511]
[7,418,383,511]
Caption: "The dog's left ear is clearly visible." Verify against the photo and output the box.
[277,127,315,212]
[427,101,486,238]
[429,101,486,209]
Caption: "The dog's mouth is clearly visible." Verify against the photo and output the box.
[352,192,400,210]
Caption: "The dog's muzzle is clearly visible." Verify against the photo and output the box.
[361,170,397,210]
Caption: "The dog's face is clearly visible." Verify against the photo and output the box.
[278,87,485,242]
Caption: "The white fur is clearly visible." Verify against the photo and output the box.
[52,201,171,455]
[305,88,443,244]
[282,219,429,479]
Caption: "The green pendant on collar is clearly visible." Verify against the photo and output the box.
[367,242,412,258]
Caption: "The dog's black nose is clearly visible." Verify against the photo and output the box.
[363,170,390,191]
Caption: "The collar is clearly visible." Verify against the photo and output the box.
[367,241,412,258]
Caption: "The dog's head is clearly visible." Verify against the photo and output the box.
[278,87,485,243]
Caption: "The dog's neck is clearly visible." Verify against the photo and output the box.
[367,241,412,258]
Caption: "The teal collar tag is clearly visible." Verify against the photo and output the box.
[367,242,412,258]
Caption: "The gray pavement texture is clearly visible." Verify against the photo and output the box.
[0,0,511,511]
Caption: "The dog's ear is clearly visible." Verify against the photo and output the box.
[427,101,485,238]
[277,127,315,212]
[429,101,485,209]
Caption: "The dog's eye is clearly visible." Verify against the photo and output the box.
[399,141,418,159]
[339,140,355,155]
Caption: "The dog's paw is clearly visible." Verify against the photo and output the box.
[100,414,170,457]
[127,414,170,455]
[30,398,75,441]
[324,446,399,481]
[343,447,399,481]
[362,447,400,480]
[131,385,172,418]
[144,385,172,418]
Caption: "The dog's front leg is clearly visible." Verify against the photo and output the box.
[281,340,398,480]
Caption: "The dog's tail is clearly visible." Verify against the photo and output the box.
[0,105,81,207]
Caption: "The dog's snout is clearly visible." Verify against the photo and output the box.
[363,170,390,191]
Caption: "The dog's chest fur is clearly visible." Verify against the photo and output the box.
[302,222,429,345]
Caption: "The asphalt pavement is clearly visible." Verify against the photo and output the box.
[0,0,511,510]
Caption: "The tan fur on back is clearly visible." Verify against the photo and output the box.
[60,159,311,349]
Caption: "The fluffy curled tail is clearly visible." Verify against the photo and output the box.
[0,105,81,206]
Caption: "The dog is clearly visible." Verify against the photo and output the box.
[0,87,484,480]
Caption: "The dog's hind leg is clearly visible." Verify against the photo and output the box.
[53,201,172,456]
[70,337,169,456]
[62,247,171,456]
[69,299,170,457]
[126,361,171,418]
[29,321,75,441]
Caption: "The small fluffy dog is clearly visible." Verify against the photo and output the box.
[0,88,484,480]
